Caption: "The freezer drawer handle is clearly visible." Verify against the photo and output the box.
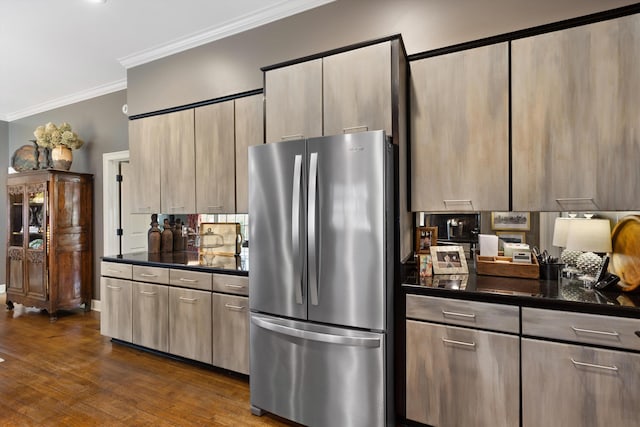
[570,358,618,372]
[308,152,319,306]
[292,154,303,305]
[442,337,476,348]
[571,326,619,337]
[252,317,380,348]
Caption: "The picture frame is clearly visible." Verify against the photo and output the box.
[495,231,526,244]
[491,211,531,231]
[430,245,468,275]
[432,274,468,290]
[418,254,433,277]
[415,226,438,254]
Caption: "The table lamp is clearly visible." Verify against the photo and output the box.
[565,218,612,277]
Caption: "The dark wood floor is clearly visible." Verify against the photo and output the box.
[0,293,295,426]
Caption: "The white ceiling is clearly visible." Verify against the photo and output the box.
[0,0,333,122]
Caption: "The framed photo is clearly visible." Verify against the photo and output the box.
[418,254,433,277]
[430,245,468,275]
[415,226,438,254]
[491,211,531,231]
[495,231,526,244]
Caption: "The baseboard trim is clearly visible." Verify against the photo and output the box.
[0,284,6,293]
[91,299,101,312]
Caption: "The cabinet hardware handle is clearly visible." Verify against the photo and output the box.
[571,326,619,337]
[179,297,197,303]
[207,205,223,210]
[224,303,245,311]
[342,125,368,133]
[442,338,476,348]
[140,291,157,296]
[443,200,473,208]
[179,278,197,283]
[107,269,121,273]
[555,197,598,209]
[281,134,304,141]
[171,206,184,210]
[442,310,476,319]
[570,358,618,371]
[225,284,244,289]
[140,273,158,278]
[106,285,121,290]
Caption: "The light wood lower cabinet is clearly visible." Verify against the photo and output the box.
[132,282,169,353]
[100,277,132,342]
[406,319,519,427]
[212,293,249,375]
[522,338,640,427]
[169,287,212,364]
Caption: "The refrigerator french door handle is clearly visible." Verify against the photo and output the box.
[292,154,303,305]
[308,152,319,306]
[251,316,380,348]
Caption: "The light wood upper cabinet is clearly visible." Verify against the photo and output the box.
[512,14,640,211]
[160,109,196,213]
[129,116,162,213]
[265,59,323,143]
[235,94,264,213]
[410,43,510,212]
[323,42,392,135]
[195,101,236,213]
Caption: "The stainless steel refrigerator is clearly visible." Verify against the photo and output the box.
[248,130,396,427]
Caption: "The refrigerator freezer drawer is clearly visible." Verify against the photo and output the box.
[250,313,388,427]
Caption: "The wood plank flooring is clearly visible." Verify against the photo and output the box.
[0,293,295,426]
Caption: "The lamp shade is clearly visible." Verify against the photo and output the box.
[552,217,572,247]
[565,218,612,253]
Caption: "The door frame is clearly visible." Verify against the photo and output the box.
[102,150,129,258]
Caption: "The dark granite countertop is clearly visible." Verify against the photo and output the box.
[102,250,249,276]
[401,263,640,318]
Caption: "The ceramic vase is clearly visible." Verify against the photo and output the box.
[51,145,73,170]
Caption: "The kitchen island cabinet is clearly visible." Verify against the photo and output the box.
[410,42,509,212]
[512,13,640,211]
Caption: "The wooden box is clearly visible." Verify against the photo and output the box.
[476,255,540,279]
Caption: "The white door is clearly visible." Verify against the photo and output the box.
[120,162,149,253]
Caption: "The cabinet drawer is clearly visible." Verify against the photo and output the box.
[169,269,212,291]
[406,295,519,334]
[522,307,640,351]
[101,261,132,280]
[132,265,169,284]
[211,273,248,295]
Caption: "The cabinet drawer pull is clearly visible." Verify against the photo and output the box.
[207,205,223,210]
[442,310,476,319]
[179,297,197,303]
[225,284,244,289]
[443,199,473,207]
[139,273,158,278]
[106,285,122,290]
[281,134,304,141]
[171,206,184,210]
[179,278,197,283]
[571,326,619,337]
[107,268,122,273]
[570,358,618,372]
[442,337,476,348]
[224,303,246,311]
[342,125,368,133]
[555,197,598,208]
[140,291,157,296]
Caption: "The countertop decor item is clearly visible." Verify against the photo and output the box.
[11,144,39,171]
[33,122,84,170]
[610,215,640,292]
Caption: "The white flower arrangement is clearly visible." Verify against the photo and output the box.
[33,122,84,149]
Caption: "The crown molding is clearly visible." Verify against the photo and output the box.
[4,79,127,122]
[118,0,335,69]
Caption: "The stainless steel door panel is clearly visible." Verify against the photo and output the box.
[307,131,389,330]
[250,313,386,427]
[249,141,307,319]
